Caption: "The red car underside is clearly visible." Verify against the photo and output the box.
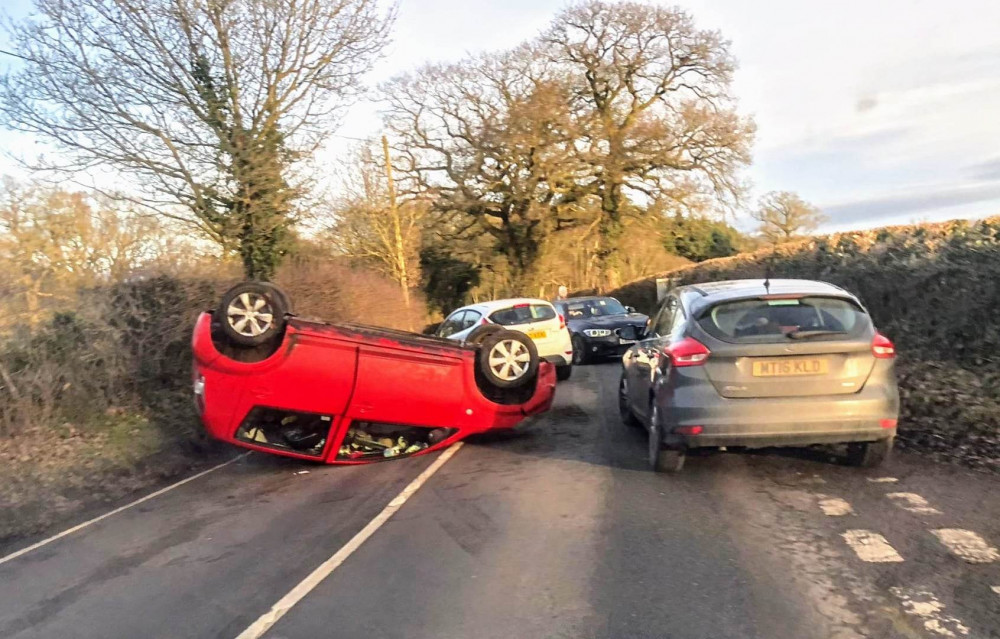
[192,313,556,463]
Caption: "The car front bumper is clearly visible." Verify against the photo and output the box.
[577,334,634,359]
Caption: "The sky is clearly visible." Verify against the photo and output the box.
[2,0,1000,233]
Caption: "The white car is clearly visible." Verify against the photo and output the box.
[437,298,574,381]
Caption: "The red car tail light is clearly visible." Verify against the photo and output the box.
[880,419,897,429]
[675,425,703,435]
[558,313,566,330]
[666,337,710,367]
[872,332,895,359]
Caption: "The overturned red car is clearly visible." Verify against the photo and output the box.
[192,282,556,463]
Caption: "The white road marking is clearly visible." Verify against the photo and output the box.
[992,585,1000,597]
[867,477,899,483]
[932,529,999,564]
[818,496,853,516]
[886,492,942,515]
[0,453,248,567]
[235,442,464,639]
[890,587,970,637]
[842,530,904,563]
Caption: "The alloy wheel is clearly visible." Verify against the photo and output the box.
[487,339,531,382]
[226,292,275,338]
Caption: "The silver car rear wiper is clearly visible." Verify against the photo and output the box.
[787,329,849,339]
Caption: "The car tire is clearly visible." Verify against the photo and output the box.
[256,281,293,314]
[464,324,503,346]
[477,330,539,389]
[649,404,684,473]
[572,335,588,365]
[556,365,572,381]
[618,375,641,428]
[846,437,893,468]
[217,281,288,347]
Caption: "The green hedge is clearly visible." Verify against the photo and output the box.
[609,217,1000,471]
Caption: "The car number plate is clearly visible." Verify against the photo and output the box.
[751,358,828,377]
[527,330,547,340]
[619,338,636,344]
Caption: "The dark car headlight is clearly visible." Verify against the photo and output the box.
[583,328,612,338]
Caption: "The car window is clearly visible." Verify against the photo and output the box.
[436,310,467,337]
[697,296,868,343]
[651,297,678,337]
[489,303,556,326]
[460,310,481,330]
[563,298,627,318]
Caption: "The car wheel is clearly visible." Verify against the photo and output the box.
[572,335,588,365]
[556,365,573,381]
[618,375,641,428]
[464,324,503,346]
[648,404,684,473]
[256,281,293,314]
[477,330,539,389]
[846,438,893,468]
[217,282,288,347]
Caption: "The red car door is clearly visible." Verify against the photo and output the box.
[346,341,467,427]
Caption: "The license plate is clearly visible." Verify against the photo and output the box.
[619,338,636,344]
[527,330,547,340]
[751,358,828,377]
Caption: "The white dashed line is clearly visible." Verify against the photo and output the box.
[886,492,942,515]
[818,496,853,516]
[842,530,904,563]
[932,529,999,564]
[867,477,899,483]
[890,587,970,637]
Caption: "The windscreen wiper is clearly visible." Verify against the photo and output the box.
[787,329,849,340]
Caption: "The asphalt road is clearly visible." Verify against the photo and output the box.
[2,363,999,639]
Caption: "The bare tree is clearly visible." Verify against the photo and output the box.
[0,177,175,327]
[381,46,586,291]
[543,1,754,289]
[327,141,424,309]
[752,191,827,244]
[0,0,395,279]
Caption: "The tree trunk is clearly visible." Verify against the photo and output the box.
[595,176,625,293]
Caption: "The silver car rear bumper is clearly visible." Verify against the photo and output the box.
[657,377,899,449]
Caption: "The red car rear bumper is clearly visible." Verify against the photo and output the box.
[191,313,556,463]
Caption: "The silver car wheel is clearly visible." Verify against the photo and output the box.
[226,292,274,338]
[487,339,531,382]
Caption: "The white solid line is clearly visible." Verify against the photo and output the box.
[887,492,942,515]
[867,477,899,483]
[235,442,464,639]
[0,453,248,568]
[843,530,904,563]
[932,529,999,564]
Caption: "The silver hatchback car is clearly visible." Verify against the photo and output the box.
[619,279,900,472]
